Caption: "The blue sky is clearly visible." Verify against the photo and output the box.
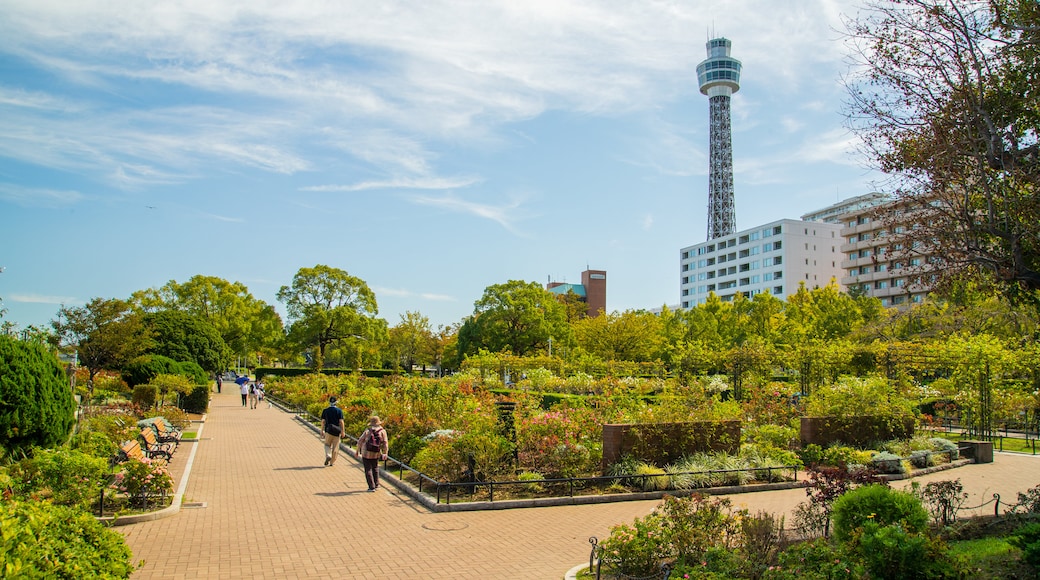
[0,0,884,333]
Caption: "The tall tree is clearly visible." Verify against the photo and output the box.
[572,310,663,362]
[131,275,283,362]
[276,265,381,371]
[844,0,1040,302]
[457,280,571,357]
[143,310,231,372]
[51,298,151,385]
[388,311,435,372]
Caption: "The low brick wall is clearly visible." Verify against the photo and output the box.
[800,415,915,448]
[601,420,741,474]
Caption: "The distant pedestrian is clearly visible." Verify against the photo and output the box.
[216,374,222,394]
[256,380,265,406]
[357,416,388,491]
[240,380,249,407]
[320,397,345,467]
[248,382,258,409]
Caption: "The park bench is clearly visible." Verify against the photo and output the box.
[153,421,181,449]
[138,428,175,462]
[116,438,170,466]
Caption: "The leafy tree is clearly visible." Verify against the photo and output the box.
[132,275,283,362]
[573,310,663,362]
[456,280,571,357]
[844,0,1040,302]
[388,311,436,372]
[122,354,180,388]
[276,265,382,371]
[52,298,151,385]
[0,335,76,456]
[150,373,195,407]
[143,310,231,372]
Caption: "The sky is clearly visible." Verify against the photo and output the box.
[0,0,886,333]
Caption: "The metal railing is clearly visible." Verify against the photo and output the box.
[267,394,799,505]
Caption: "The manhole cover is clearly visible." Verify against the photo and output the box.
[422,520,468,532]
[182,502,207,509]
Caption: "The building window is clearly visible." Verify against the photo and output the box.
[697,273,706,281]
[773,226,782,235]
[682,251,689,259]
[774,271,783,279]
[739,249,750,258]
[707,258,715,266]
[774,285,783,294]
[739,235,749,244]
[764,272,773,282]
[682,276,689,284]
[739,278,750,286]
[707,272,715,279]
[773,241,782,251]
[739,263,750,272]
[774,256,782,265]
[750,231,760,241]
[682,289,689,296]
[762,228,773,238]
[728,266,736,275]
[682,264,689,271]
[751,260,759,269]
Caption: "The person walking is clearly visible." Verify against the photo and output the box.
[248,382,258,409]
[320,397,346,467]
[239,380,249,407]
[216,374,222,394]
[357,416,388,491]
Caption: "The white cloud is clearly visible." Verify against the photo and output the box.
[7,293,79,305]
[301,176,480,193]
[0,183,82,207]
[410,192,529,234]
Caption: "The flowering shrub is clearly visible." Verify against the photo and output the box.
[7,448,111,511]
[113,457,173,507]
[599,513,668,576]
[516,407,600,477]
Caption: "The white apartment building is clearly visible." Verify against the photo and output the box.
[679,219,845,308]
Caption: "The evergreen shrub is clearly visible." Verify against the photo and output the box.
[0,335,76,456]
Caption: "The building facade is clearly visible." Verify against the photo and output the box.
[547,269,607,317]
[679,219,844,308]
[835,204,933,307]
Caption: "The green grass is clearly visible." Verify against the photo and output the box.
[947,536,1031,579]
[928,430,1038,455]
[181,431,197,439]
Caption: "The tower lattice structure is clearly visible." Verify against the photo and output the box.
[697,37,741,240]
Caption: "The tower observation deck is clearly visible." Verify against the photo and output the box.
[697,37,741,240]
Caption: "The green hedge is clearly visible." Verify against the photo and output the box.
[254,367,393,380]
[179,384,210,414]
[132,384,157,409]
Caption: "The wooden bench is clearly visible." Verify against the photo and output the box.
[117,438,170,466]
[153,421,182,449]
[138,428,175,462]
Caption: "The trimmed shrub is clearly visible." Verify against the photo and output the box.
[175,360,208,386]
[0,335,76,457]
[831,484,929,543]
[179,384,210,414]
[122,354,179,387]
[0,499,135,578]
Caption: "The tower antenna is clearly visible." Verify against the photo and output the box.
[697,36,741,240]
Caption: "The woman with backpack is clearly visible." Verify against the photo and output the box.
[357,416,388,491]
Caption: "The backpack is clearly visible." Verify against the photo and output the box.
[365,428,383,453]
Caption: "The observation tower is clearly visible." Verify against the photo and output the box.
[697,37,741,239]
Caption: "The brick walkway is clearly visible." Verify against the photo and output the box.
[120,390,1040,579]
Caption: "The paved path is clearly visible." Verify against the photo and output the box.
[120,390,1040,579]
